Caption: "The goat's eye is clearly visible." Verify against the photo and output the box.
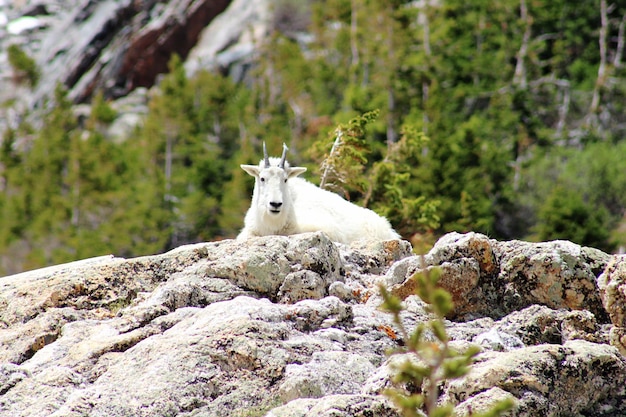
[260,177,265,182]
[284,179,287,183]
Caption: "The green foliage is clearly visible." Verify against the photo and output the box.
[367,126,441,236]
[315,109,379,195]
[7,44,40,87]
[136,54,246,245]
[0,83,170,272]
[380,263,516,417]
[519,140,626,252]
[313,111,441,237]
[536,186,613,251]
[3,0,626,272]
[90,91,117,124]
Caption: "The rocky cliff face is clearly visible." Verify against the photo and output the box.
[1,0,271,136]
[1,231,625,416]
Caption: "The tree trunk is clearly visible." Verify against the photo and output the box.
[513,0,531,88]
[419,2,432,133]
[588,0,608,124]
[350,0,359,85]
[387,15,397,145]
[613,12,626,68]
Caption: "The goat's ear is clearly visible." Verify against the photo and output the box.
[287,166,307,178]
[241,164,260,177]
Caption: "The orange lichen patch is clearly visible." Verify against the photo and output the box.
[378,324,398,340]
[352,288,372,304]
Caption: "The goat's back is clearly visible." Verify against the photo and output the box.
[288,178,399,244]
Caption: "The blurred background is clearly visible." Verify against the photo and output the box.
[1,0,625,275]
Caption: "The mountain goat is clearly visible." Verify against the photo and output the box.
[237,143,400,244]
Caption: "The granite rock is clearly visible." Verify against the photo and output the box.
[1,232,625,417]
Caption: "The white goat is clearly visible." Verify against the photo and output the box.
[237,143,400,244]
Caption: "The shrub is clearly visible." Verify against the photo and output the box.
[7,44,40,87]
[380,261,515,417]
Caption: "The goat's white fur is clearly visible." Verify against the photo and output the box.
[237,147,400,244]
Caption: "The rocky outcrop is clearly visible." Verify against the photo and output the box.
[39,0,232,103]
[1,0,237,121]
[599,255,626,356]
[387,232,610,321]
[1,231,626,416]
[185,0,271,80]
[1,0,272,139]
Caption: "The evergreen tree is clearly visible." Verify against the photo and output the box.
[3,0,626,272]
[536,185,612,252]
[0,126,27,247]
[7,44,40,87]
[24,85,78,264]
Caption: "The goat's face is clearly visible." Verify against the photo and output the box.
[241,152,306,221]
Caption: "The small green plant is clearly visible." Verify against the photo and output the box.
[7,44,40,87]
[379,261,515,417]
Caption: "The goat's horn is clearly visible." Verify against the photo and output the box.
[279,143,288,169]
[263,142,270,168]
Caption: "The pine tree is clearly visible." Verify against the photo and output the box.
[7,44,40,87]
[536,185,612,251]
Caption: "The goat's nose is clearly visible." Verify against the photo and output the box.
[270,201,283,209]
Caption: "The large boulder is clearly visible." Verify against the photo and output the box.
[598,255,626,355]
[387,232,611,322]
[1,231,625,417]
[495,239,610,321]
[443,340,626,417]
